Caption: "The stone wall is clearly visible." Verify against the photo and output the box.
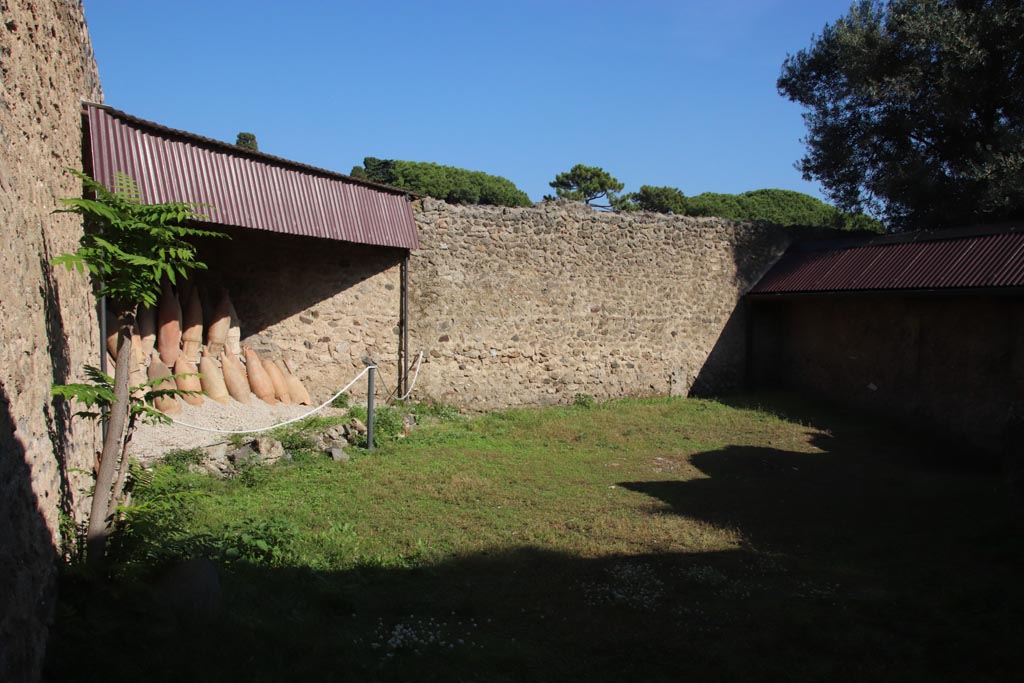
[192,226,406,402]
[0,0,102,679]
[750,294,1024,455]
[406,199,797,409]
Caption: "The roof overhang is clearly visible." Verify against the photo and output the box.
[749,224,1024,297]
[82,103,419,250]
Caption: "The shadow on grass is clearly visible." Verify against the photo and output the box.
[619,395,1022,683]
[46,394,1024,683]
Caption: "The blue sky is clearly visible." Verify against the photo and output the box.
[83,0,855,204]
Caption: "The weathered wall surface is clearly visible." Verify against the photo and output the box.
[750,295,1024,454]
[0,1,102,679]
[406,200,797,409]
[194,227,405,402]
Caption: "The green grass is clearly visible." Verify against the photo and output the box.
[47,394,1023,682]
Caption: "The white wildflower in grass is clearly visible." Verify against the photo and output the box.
[681,564,728,587]
[370,614,480,659]
[581,562,665,610]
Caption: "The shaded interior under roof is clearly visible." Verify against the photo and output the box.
[750,224,1024,295]
[83,103,419,250]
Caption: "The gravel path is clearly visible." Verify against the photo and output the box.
[129,395,325,464]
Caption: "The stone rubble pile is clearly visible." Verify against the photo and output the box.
[190,416,371,477]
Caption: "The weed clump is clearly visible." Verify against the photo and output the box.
[573,393,596,409]
[348,404,405,446]
[161,447,205,473]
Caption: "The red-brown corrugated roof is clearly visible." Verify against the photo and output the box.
[83,103,419,249]
[750,225,1024,295]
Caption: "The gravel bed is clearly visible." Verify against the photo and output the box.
[129,395,325,464]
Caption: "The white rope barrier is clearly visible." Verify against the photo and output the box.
[167,365,375,435]
[397,351,424,401]
[373,350,425,403]
[391,352,423,401]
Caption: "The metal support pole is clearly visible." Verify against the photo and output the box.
[400,254,410,397]
[99,295,108,376]
[99,295,108,441]
[367,366,376,451]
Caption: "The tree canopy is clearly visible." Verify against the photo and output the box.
[778,0,1024,230]
[620,185,688,214]
[615,184,883,231]
[235,132,258,151]
[351,157,532,207]
[687,189,883,231]
[547,164,625,209]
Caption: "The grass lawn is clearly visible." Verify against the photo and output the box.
[47,393,1022,682]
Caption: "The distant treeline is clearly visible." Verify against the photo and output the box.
[683,189,883,232]
[615,185,881,231]
[350,157,532,208]
[349,157,882,231]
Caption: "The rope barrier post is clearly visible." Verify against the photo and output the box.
[367,366,375,451]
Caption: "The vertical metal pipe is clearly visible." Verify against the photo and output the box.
[397,259,405,398]
[99,295,108,441]
[400,254,410,397]
[367,366,376,451]
[99,295,108,376]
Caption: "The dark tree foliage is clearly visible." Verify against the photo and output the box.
[548,164,625,210]
[687,188,884,231]
[235,132,258,151]
[778,0,1024,230]
[620,185,689,214]
[354,157,532,207]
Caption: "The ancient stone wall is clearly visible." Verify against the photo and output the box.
[406,199,797,409]
[0,1,102,679]
[193,227,406,403]
[750,294,1024,455]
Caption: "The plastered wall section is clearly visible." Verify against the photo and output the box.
[0,0,102,679]
[750,295,1024,454]
[407,199,796,410]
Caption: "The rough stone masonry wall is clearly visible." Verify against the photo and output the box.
[193,227,406,403]
[0,1,102,679]
[407,200,796,410]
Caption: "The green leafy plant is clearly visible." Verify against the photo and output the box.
[233,459,270,488]
[410,399,462,423]
[216,517,297,565]
[104,462,208,572]
[329,392,351,409]
[162,447,206,473]
[573,393,597,409]
[53,365,204,525]
[51,364,199,428]
[348,404,406,447]
[266,427,316,454]
[52,169,225,565]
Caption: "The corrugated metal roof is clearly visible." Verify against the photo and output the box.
[83,103,419,249]
[751,225,1024,295]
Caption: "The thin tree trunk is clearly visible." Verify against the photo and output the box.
[107,417,136,521]
[86,315,133,566]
